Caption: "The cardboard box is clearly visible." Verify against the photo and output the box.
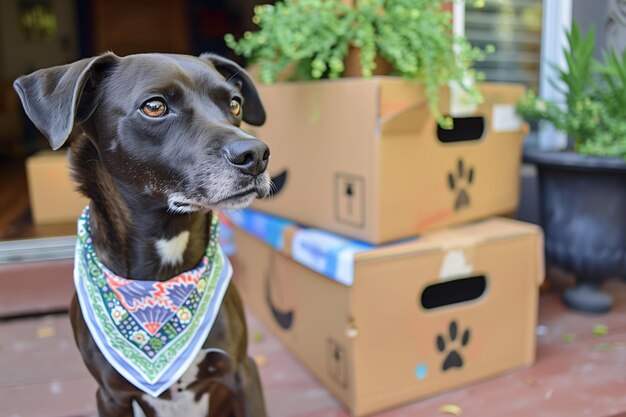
[26,151,88,225]
[249,78,527,243]
[228,209,544,416]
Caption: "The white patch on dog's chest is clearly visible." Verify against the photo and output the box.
[134,392,209,417]
[155,231,190,266]
[132,348,227,417]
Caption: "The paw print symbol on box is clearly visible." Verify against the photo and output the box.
[447,159,475,211]
[436,320,471,371]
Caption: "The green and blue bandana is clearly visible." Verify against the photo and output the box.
[73,206,232,397]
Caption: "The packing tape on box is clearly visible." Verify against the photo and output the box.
[438,249,475,281]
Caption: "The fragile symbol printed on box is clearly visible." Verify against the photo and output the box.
[447,158,475,211]
[327,337,349,389]
[335,173,365,228]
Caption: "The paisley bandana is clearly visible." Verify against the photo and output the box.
[73,206,232,397]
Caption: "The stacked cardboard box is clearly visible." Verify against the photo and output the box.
[229,78,545,415]
[248,79,528,243]
[26,151,88,225]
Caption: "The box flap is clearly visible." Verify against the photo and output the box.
[377,78,429,119]
[379,82,528,137]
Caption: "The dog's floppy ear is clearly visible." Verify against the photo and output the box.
[200,53,266,126]
[13,52,119,150]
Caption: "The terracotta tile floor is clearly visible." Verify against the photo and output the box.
[2,280,626,417]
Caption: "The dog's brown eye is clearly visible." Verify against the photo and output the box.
[142,99,166,117]
[229,99,241,117]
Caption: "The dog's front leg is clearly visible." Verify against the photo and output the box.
[96,387,135,417]
[231,356,268,417]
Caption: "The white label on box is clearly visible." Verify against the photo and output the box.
[492,104,523,132]
[439,250,473,281]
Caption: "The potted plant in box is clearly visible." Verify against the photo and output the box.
[517,23,626,313]
[224,0,490,127]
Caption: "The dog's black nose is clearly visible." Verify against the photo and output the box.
[224,139,270,176]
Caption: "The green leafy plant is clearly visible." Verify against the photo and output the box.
[225,0,488,126]
[516,23,626,158]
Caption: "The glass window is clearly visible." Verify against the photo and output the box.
[464,0,543,92]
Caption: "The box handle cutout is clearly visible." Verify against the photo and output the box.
[436,117,485,143]
[420,275,487,309]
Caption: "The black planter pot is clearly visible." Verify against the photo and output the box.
[524,149,626,313]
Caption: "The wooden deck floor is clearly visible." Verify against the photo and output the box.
[2,280,626,417]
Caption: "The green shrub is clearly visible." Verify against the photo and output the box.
[225,0,488,127]
[516,23,626,159]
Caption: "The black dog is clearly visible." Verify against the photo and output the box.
[14,52,270,417]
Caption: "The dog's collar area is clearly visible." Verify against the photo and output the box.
[73,206,233,397]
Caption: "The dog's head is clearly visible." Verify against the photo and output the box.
[14,52,271,212]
